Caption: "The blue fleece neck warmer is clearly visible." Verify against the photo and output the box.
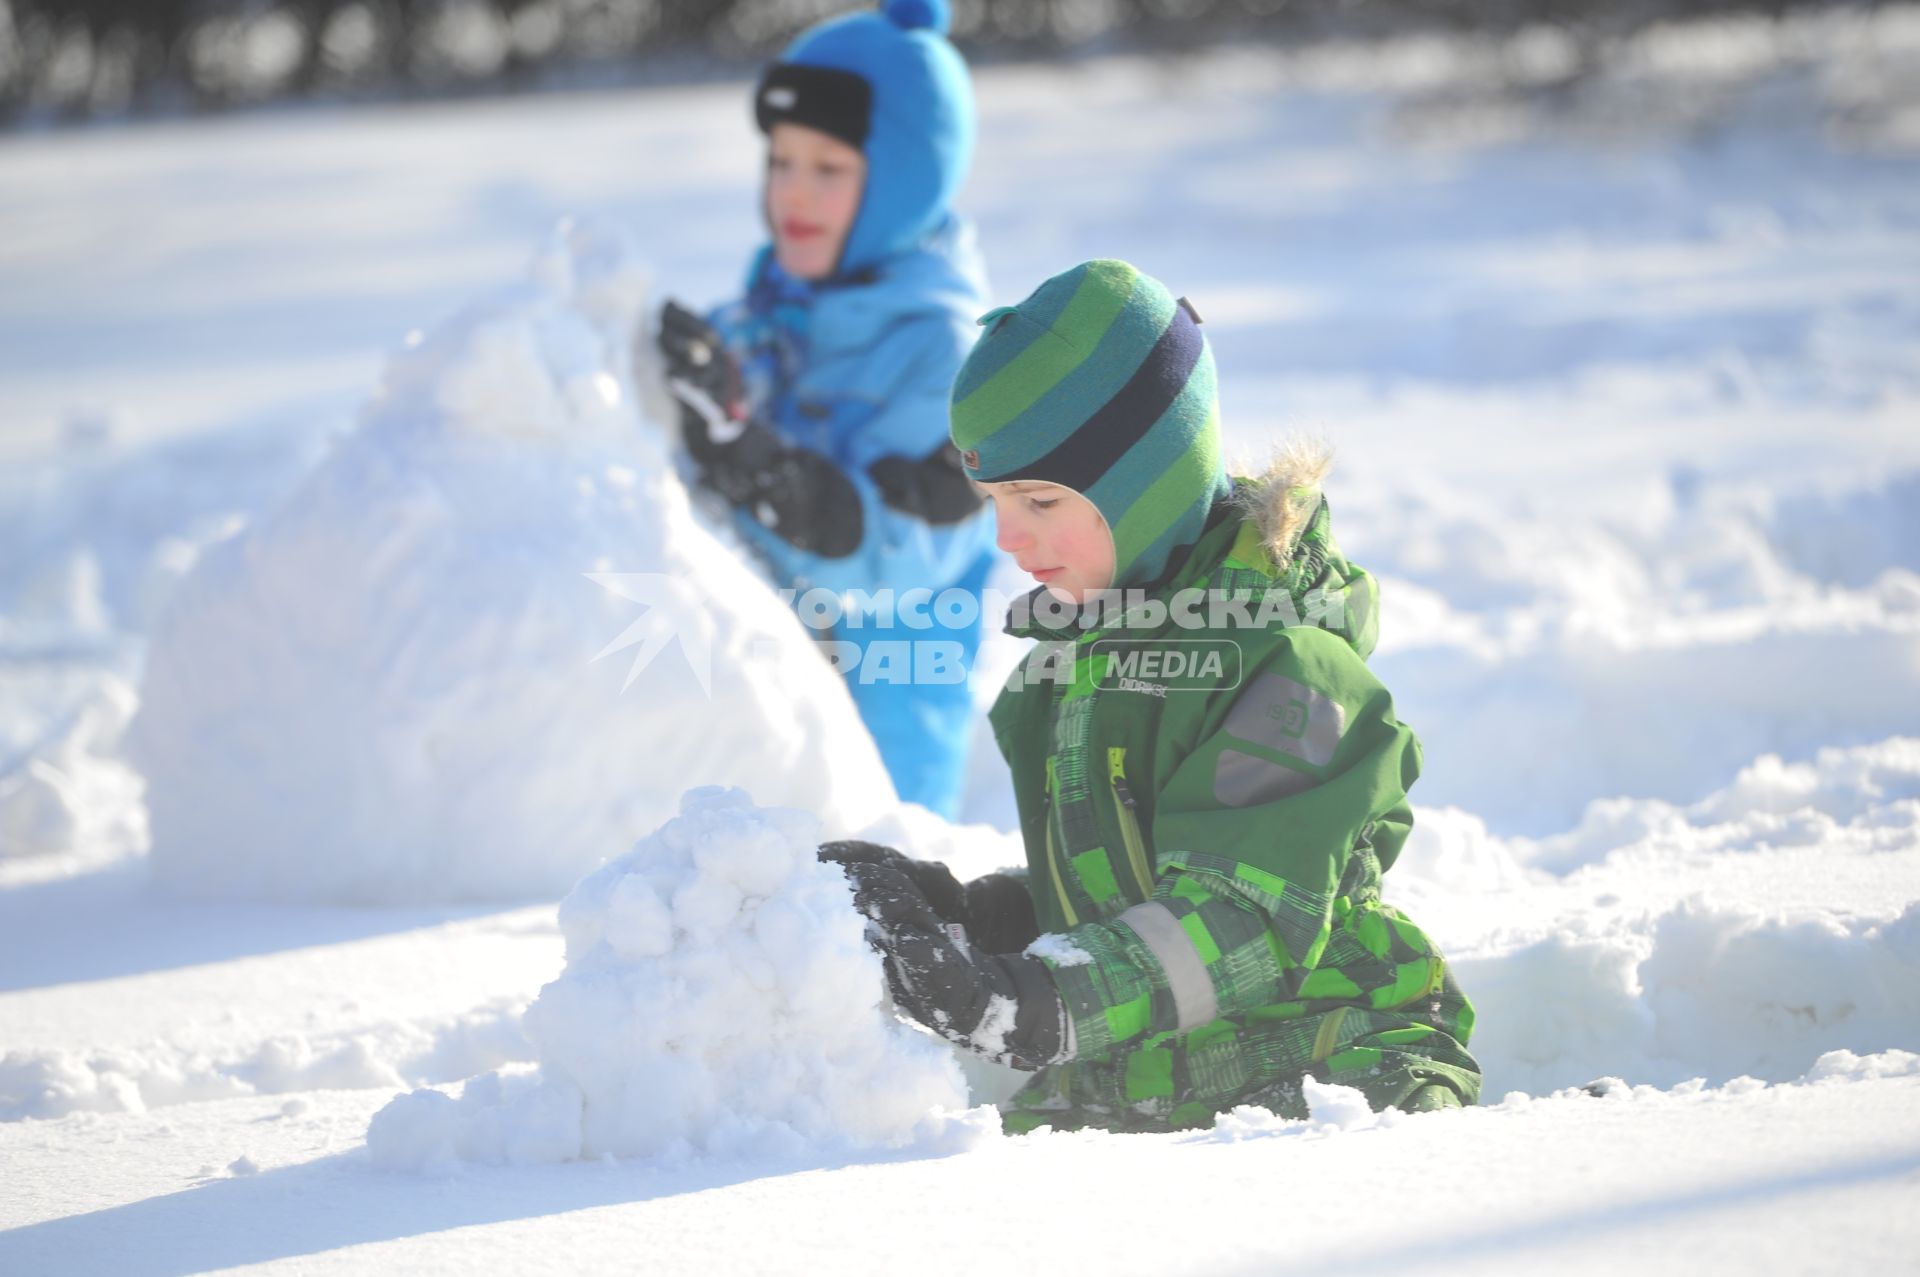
[758,0,974,279]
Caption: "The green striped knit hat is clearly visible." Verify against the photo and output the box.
[950,259,1229,589]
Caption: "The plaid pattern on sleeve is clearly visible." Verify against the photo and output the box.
[1040,851,1336,1057]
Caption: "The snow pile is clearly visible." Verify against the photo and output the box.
[1379,804,1535,895]
[1801,1047,1920,1084]
[1494,1048,1920,1111]
[0,390,327,866]
[1393,737,1920,888]
[128,221,896,902]
[1360,469,1920,832]
[0,1000,530,1122]
[366,789,983,1170]
[1459,898,1920,1097]
[1519,737,1920,880]
[1389,739,1920,1096]
[0,673,144,865]
[0,417,323,655]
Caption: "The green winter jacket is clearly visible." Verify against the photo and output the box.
[989,459,1481,1131]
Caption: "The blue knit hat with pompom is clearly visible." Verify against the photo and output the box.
[754,0,974,277]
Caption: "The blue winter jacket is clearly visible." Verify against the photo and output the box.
[706,216,996,816]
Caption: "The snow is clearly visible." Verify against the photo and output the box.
[1300,1077,1383,1131]
[1350,469,1920,833]
[4,1066,1916,1276]
[1388,738,1920,1095]
[1025,932,1095,966]
[1801,1047,1920,1083]
[4,7,1920,1274]
[128,220,896,901]
[1208,1078,1396,1141]
[366,788,980,1170]
[1,994,532,1123]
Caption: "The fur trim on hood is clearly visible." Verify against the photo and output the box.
[1232,437,1333,566]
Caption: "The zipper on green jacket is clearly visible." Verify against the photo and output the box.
[1107,747,1156,901]
[1044,757,1079,928]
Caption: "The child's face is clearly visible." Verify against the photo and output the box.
[978,480,1116,603]
[765,123,867,281]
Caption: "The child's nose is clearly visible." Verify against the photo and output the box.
[994,514,1029,554]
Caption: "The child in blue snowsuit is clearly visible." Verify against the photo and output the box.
[657,0,994,818]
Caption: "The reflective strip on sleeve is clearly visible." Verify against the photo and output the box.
[1213,746,1316,807]
[1117,901,1220,1032]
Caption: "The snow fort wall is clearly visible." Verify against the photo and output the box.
[130,220,895,902]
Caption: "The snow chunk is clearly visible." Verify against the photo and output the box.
[1025,933,1094,967]
[969,995,1019,1060]
[366,1072,582,1174]
[1207,1080,1403,1142]
[1209,1105,1305,1142]
[129,219,895,903]
[368,789,986,1169]
[1303,1077,1382,1130]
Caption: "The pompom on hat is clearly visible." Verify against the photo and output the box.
[754,0,974,277]
[951,260,1230,589]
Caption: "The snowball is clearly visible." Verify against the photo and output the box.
[368,789,984,1169]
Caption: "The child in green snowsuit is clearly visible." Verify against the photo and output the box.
[826,259,1481,1131]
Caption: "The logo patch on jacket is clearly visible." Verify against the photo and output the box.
[1223,673,1345,767]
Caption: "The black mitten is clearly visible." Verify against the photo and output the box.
[818,840,966,924]
[656,299,747,461]
[843,862,1066,1071]
[655,301,863,557]
[962,872,1040,955]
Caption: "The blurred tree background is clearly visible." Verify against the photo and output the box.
[0,0,1875,124]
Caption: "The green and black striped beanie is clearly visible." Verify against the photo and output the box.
[950,259,1229,589]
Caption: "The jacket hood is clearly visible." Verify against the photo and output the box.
[1007,438,1379,661]
[1232,437,1333,570]
[1218,438,1377,660]
[768,0,974,279]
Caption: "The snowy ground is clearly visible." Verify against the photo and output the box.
[4,8,1920,1274]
